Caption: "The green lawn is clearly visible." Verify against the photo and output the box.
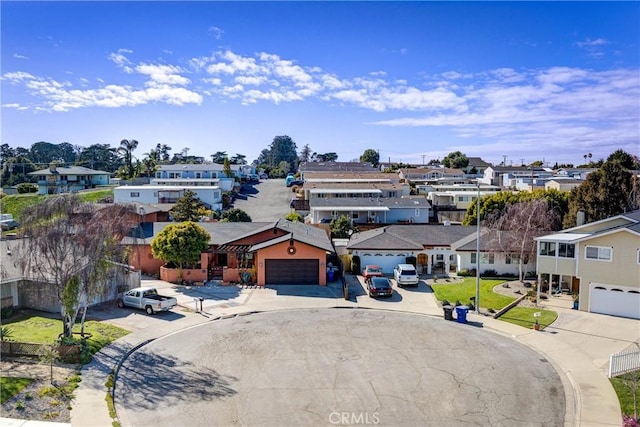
[610,372,640,421]
[498,306,558,330]
[3,314,130,361]
[430,278,513,311]
[0,188,114,220]
[0,377,34,403]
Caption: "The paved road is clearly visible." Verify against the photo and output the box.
[115,309,565,427]
[232,179,292,222]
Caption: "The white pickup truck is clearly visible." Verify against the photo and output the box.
[117,287,178,315]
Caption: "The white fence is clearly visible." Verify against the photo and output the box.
[609,350,640,378]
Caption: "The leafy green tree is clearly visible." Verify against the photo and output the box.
[607,149,640,170]
[299,144,312,163]
[360,149,380,167]
[117,139,139,179]
[312,152,338,162]
[229,153,247,165]
[285,212,303,222]
[253,135,298,170]
[223,157,233,178]
[211,151,228,164]
[330,215,356,238]
[564,159,639,227]
[442,151,469,169]
[77,143,120,172]
[464,189,568,228]
[169,190,208,222]
[151,222,210,269]
[221,208,252,222]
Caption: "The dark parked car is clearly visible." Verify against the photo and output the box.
[367,277,393,298]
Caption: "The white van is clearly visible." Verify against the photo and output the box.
[393,264,420,287]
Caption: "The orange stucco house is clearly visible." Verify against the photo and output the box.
[125,219,336,286]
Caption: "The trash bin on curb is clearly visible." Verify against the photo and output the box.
[327,269,335,282]
[443,305,454,321]
[455,305,469,324]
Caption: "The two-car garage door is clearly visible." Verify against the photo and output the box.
[589,284,640,319]
[265,259,319,285]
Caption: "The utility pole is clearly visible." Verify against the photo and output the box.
[502,155,507,166]
[421,154,426,166]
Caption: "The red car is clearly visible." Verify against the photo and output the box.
[362,265,384,282]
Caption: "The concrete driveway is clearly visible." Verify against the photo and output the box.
[115,309,565,427]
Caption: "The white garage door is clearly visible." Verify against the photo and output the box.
[589,284,640,319]
[359,253,408,274]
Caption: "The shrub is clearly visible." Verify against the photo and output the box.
[481,269,498,278]
[16,183,37,194]
[458,269,476,277]
[1,307,14,319]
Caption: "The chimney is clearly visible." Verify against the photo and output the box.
[577,210,585,226]
[49,162,57,173]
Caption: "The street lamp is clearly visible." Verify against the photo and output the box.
[475,182,481,314]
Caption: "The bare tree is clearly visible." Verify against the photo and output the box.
[485,199,560,281]
[18,195,135,338]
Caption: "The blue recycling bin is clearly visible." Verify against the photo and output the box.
[455,305,469,324]
[327,269,335,282]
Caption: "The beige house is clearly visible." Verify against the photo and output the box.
[535,210,640,319]
[544,178,583,192]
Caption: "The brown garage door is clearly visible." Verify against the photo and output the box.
[265,259,319,285]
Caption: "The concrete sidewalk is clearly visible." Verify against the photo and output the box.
[69,277,639,427]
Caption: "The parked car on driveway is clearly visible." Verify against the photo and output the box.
[362,265,384,282]
[117,286,177,315]
[367,277,393,298]
[393,263,420,287]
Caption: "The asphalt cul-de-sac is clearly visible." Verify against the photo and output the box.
[115,308,565,427]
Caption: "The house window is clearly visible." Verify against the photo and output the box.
[558,243,575,258]
[195,172,201,178]
[470,253,476,264]
[506,253,520,264]
[388,191,397,198]
[130,192,140,197]
[415,208,420,217]
[539,242,556,256]
[352,212,359,219]
[481,253,495,264]
[585,246,612,261]
[331,210,338,218]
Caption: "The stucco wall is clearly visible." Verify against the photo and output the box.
[255,241,327,286]
[578,232,640,288]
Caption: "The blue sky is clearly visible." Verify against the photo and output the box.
[2,1,639,167]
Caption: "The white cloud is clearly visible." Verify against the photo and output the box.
[2,48,638,160]
[208,26,224,40]
[575,38,609,48]
[13,53,29,60]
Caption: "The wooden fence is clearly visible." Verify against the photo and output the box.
[1,341,80,362]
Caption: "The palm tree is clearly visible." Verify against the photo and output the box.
[588,153,592,163]
[583,154,588,164]
[117,139,139,179]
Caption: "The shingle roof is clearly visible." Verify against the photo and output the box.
[29,166,111,176]
[311,197,430,209]
[347,224,477,250]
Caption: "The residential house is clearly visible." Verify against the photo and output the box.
[114,185,223,211]
[544,178,583,193]
[124,219,336,286]
[398,167,466,185]
[155,163,255,182]
[298,162,379,179]
[309,196,431,225]
[481,166,553,187]
[29,164,111,195]
[0,239,139,313]
[534,210,640,319]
